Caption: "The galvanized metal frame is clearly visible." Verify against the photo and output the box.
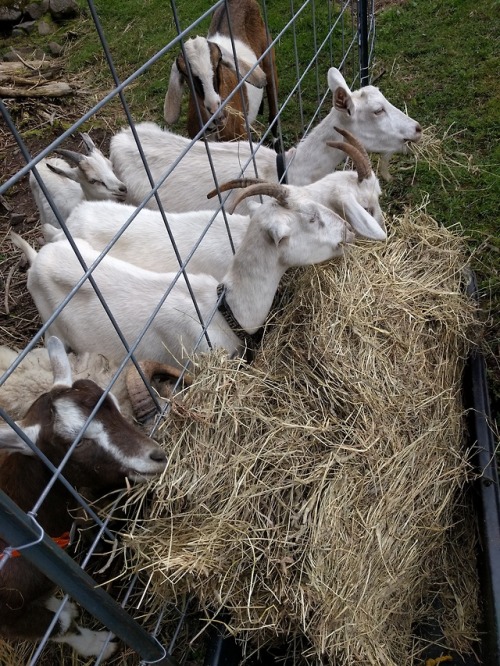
[0,1,373,663]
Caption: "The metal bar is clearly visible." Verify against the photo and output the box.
[358,0,370,85]
[0,489,178,665]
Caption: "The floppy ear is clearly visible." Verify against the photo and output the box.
[219,47,267,88]
[46,161,79,183]
[164,60,185,124]
[342,198,386,241]
[0,423,39,456]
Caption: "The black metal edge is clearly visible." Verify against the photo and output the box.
[464,275,500,666]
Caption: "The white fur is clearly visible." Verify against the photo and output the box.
[20,199,354,369]
[0,345,135,422]
[115,67,421,214]
[41,166,385,283]
[54,627,117,660]
[30,136,127,228]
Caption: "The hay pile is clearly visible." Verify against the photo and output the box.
[127,208,479,664]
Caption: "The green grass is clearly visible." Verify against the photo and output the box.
[373,0,500,418]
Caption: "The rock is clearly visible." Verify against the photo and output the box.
[0,7,22,24]
[9,212,26,226]
[13,20,36,35]
[48,41,63,56]
[3,46,46,61]
[49,0,79,21]
[38,20,54,35]
[24,3,44,20]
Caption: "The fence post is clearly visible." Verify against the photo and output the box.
[0,490,178,665]
[358,0,370,86]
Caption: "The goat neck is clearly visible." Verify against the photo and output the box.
[287,110,348,185]
[221,218,285,335]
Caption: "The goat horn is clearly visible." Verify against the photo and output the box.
[54,148,83,165]
[333,126,371,163]
[207,178,267,200]
[326,140,371,183]
[126,360,192,423]
[229,182,289,214]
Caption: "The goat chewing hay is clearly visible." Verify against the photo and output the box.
[115,204,480,664]
[407,124,476,188]
[0,205,481,665]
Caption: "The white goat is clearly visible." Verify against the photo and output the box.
[111,67,421,215]
[164,0,278,141]
[11,187,355,369]
[0,336,167,659]
[0,346,188,424]
[30,133,127,228]
[43,128,385,281]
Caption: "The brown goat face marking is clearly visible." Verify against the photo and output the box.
[48,380,167,486]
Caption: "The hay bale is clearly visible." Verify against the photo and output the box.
[119,207,480,664]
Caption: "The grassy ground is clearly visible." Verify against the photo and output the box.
[373,0,500,421]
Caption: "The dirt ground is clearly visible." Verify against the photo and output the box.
[0,95,112,351]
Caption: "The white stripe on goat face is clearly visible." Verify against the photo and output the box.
[185,37,221,115]
[53,397,157,476]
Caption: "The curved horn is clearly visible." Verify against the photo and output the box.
[229,182,289,214]
[326,140,371,183]
[126,361,192,422]
[333,126,371,163]
[207,178,267,200]
[54,148,84,165]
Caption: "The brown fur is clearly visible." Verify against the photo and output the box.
[186,0,279,141]
[0,379,166,646]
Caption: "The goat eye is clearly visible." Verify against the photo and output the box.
[374,108,385,116]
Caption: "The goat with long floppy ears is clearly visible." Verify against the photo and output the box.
[164,0,278,141]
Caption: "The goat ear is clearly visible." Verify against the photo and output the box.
[80,133,96,154]
[0,423,38,456]
[343,199,386,241]
[327,67,351,93]
[46,336,73,386]
[46,161,79,183]
[334,87,354,116]
[266,219,291,246]
[164,60,184,124]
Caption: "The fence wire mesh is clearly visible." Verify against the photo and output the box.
[0,1,374,663]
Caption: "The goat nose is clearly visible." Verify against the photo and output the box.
[149,448,167,462]
[415,123,422,135]
[119,184,127,193]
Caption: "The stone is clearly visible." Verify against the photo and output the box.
[24,3,44,20]
[49,0,79,21]
[0,7,22,24]
[9,212,26,226]
[13,20,36,34]
[38,20,54,35]
[3,46,46,61]
[48,41,63,55]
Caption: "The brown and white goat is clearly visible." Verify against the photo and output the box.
[0,337,167,660]
[163,0,279,141]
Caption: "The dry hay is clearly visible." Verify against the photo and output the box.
[408,124,478,187]
[114,205,481,664]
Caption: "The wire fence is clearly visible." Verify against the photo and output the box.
[0,1,375,663]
